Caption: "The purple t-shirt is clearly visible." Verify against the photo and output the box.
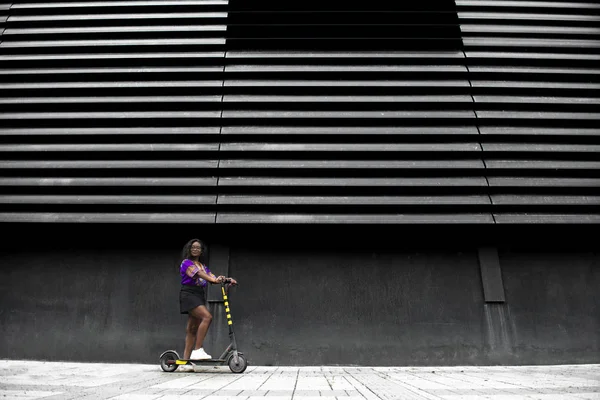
[180,259,213,287]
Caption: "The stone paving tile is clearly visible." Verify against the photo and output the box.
[201,396,249,400]
[109,394,163,400]
[264,390,293,396]
[292,390,323,396]
[0,389,58,399]
[247,397,289,400]
[321,390,352,396]
[260,376,298,391]
[326,377,355,391]
[293,397,337,400]
[240,390,269,396]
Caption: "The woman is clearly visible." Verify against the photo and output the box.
[178,238,237,370]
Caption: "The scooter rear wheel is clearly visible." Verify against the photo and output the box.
[160,351,179,372]
[227,353,248,373]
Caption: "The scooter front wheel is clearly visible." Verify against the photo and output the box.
[160,350,179,372]
[227,353,248,373]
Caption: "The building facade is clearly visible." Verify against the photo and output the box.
[1,0,598,366]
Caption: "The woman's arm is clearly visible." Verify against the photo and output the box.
[183,260,223,284]
[194,269,221,284]
[204,265,225,284]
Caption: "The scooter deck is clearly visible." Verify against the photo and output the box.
[176,358,226,364]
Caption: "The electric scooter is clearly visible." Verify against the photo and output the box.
[159,279,248,373]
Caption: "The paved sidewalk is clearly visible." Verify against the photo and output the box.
[0,360,598,400]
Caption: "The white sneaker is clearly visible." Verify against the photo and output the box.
[190,347,211,360]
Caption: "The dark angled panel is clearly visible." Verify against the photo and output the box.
[206,243,230,301]
[216,28,492,224]
[0,0,227,222]
[478,247,505,302]
[215,1,490,224]
[216,51,492,223]
[457,0,600,224]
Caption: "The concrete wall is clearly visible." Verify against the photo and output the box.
[495,252,599,364]
[0,225,598,366]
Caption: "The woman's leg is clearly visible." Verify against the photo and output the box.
[183,315,200,359]
[189,305,213,350]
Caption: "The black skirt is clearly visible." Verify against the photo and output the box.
[179,285,207,314]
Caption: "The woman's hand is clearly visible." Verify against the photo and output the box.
[216,275,226,283]
[228,278,238,285]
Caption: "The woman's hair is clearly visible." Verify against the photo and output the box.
[181,238,207,264]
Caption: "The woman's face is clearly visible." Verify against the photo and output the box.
[190,242,202,258]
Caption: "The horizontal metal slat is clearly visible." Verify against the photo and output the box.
[13,1,227,9]
[464,38,600,48]
[0,52,225,61]
[485,161,600,169]
[482,144,600,152]
[458,12,600,22]
[469,66,600,74]
[0,195,217,204]
[224,65,468,73]
[0,96,223,104]
[456,1,600,9]
[9,12,227,22]
[0,127,221,135]
[216,213,495,224]
[476,111,600,120]
[220,126,480,135]
[1,38,225,47]
[0,177,218,186]
[0,143,218,151]
[488,177,600,187]
[220,160,485,169]
[474,96,600,104]
[0,81,224,89]
[0,160,219,168]
[226,51,466,59]
[491,195,600,205]
[479,127,600,136]
[0,111,223,119]
[494,213,600,223]
[0,67,224,75]
[219,177,489,187]
[224,80,471,87]
[223,95,473,103]
[465,51,600,61]
[218,195,491,205]
[460,25,600,34]
[220,143,481,152]
[0,212,217,223]
[470,81,600,89]
[221,111,476,120]
[3,25,227,35]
